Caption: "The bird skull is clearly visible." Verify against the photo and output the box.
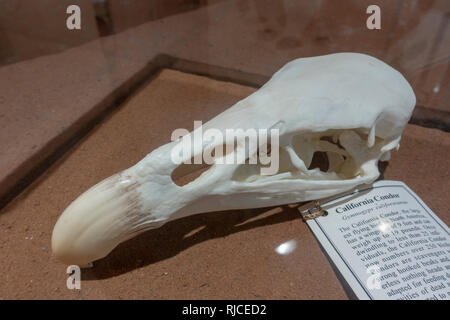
[52,53,416,266]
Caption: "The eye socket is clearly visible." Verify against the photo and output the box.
[319,135,345,150]
[308,151,329,172]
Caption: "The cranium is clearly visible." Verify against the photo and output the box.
[52,53,415,266]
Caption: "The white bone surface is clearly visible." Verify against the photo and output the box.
[52,53,416,265]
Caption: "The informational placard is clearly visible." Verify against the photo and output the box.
[307,180,450,300]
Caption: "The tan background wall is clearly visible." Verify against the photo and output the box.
[108,0,207,32]
[0,0,99,65]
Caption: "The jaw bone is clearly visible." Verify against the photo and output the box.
[52,53,416,266]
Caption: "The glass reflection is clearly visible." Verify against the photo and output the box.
[378,220,392,234]
[275,239,297,255]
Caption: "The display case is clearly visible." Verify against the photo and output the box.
[0,0,448,300]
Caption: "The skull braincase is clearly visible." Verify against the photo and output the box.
[52,53,416,266]
[187,52,415,206]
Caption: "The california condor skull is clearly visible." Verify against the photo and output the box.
[52,53,416,266]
